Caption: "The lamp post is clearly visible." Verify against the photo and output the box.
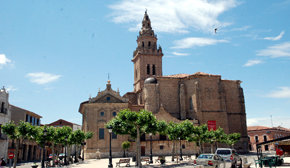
[108,126,113,168]
[41,128,48,168]
[149,133,153,164]
[179,137,183,161]
[64,136,68,165]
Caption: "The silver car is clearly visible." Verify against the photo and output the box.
[194,154,226,168]
[215,148,242,168]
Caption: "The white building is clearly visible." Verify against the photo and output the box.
[0,87,11,160]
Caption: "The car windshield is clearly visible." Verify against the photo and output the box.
[217,150,231,155]
[198,155,213,159]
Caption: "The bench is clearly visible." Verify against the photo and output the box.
[116,158,130,167]
[141,157,150,165]
[184,155,192,160]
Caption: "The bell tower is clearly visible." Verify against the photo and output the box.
[132,11,163,92]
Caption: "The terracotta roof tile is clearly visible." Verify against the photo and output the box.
[247,126,270,131]
[163,74,190,78]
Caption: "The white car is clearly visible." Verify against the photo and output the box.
[215,148,242,168]
[194,154,226,168]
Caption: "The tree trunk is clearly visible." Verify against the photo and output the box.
[211,144,214,154]
[67,145,71,164]
[52,143,55,166]
[13,139,20,168]
[136,126,141,168]
[171,140,175,161]
[82,144,85,161]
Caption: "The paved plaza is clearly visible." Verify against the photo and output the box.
[11,155,290,168]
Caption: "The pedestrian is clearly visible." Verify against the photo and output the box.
[0,157,7,168]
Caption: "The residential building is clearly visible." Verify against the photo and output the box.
[248,126,290,152]
[8,105,42,162]
[0,87,10,160]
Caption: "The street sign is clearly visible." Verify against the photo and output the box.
[8,153,14,159]
[207,120,216,131]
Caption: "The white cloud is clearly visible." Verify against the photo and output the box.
[172,52,189,56]
[165,52,189,58]
[172,37,228,49]
[26,72,61,85]
[264,31,285,41]
[109,0,238,33]
[243,59,263,67]
[230,25,251,31]
[0,54,11,68]
[267,87,290,98]
[257,42,290,58]
[6,86,17,92]
[247,116,290,128]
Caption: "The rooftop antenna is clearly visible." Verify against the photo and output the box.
[108,73,110,81]
[270,115,273,127]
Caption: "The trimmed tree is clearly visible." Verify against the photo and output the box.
[121,141,131,157]
[226,133,241,149]
[106,109,158,168]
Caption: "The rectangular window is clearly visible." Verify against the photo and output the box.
[37,119,40,126]
[112,132,117,139]
[1,102,4,113]
[31,117,34,125]
[147,64,150,75]
[160,145,164,150]
[26,114,29,122]
[99,128,104,140]
[152,64,156,75]
[265,145,269,151]
[27,115,30,123]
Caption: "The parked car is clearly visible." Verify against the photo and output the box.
[215,148,242,168]
[193,154,226,168]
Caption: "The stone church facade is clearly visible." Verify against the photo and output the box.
[79,11,248,159]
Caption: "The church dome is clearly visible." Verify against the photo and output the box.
[144,77,157,84]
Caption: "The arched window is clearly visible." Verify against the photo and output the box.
[255,135,259,143]
[152,64,156,75]
[147,64,150,75]
[112,112,117,117]
[263,135,267,142]
[189,97,193,110]
[148,41,151,47]
[142,42,144,47]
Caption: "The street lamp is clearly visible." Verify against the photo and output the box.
[108,126,113,168]
[149,133,153,164]
[41,128,47,168]
[64,136,68,165]
[179,137,183,161]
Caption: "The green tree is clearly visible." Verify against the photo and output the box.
[2,121,34,168]
[121,141,131,157]
[187,124,208,154]
[54,126,72,164]
[80,131,93,161]
[106,109,158,168]
[226,133,241,148]
[204,127,227,153]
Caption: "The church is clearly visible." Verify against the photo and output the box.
[79,11,248,159]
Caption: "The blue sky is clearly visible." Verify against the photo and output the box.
[0,0,290,127]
